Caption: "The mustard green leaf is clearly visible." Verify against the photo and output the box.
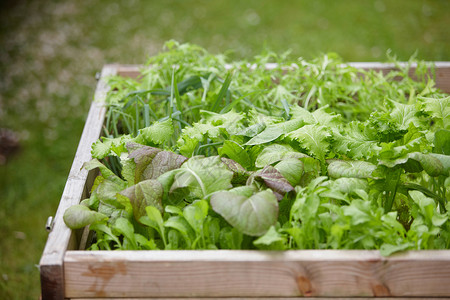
[211,189,278,236]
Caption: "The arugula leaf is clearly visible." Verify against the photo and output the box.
[253,226,287,250]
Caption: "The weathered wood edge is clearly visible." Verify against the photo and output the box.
[64,250,450,298]
[39,65,117,300]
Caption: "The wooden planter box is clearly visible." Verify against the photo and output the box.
[40,63,450,300]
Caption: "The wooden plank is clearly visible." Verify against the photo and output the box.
[39,65,117,300]
[64,250,450,298]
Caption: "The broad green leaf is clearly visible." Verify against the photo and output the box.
[327,178,368,194]
[327,160,376,179]
[210,189,278,236]
[218,140,251,169]
[245,118,303,145]
[120,179,163,221]
[408,152,444,177]
[63,205,107,229]
[434,129,450,155]
[201,110,246,135]
[342,200,371,225]
[287,124,331,161]
[255,144,308,168]
[274,158,304,186]
[170,156,233,199]
[429,153,450,176]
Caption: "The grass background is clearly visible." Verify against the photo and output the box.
[0,0,448,298]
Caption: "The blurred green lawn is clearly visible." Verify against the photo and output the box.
[0,0,449,298]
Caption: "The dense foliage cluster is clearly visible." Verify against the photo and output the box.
[64,42,450,255]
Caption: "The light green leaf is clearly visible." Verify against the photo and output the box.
[380,243,413,256]
[63,205,107,229]
[170,156,233,199]
[327,160,376,179]
[420,96,450,129]
[211,189,278,236]
[331,122,381,159]
[253,226,286,250]
[218,140,251,169]
[139,118,174,144]
[83,159,125,186]
[183,199,209,233]
[245,118,303,145]
[140,206,166,244]
[287,124,331,161]
[274,158,304,186]
[114,218,136,249]
[290,105,340,126]
[389,101,423,131]
[255,144,308,168]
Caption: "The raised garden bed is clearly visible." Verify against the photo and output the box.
[40,61,450,300]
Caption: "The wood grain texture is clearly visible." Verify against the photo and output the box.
[64,250,450,298]
[39,65,117,300]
